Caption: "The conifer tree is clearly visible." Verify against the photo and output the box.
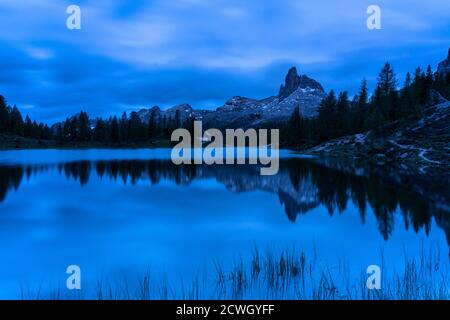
[352,79,368,133]
[317,90,337,141]
[0,95,9,133]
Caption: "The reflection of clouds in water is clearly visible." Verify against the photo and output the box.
[0,158,448,244]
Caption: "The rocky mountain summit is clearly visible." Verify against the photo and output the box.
[278,67,324,100]
[137,67,326,129]
[437,47,450,75]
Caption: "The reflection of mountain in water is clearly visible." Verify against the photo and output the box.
[0,159,449,247]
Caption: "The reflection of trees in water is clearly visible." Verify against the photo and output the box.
[285,160,443,240]
[0,159,448,243]
[50,161,198,187]
[0,166,23,202]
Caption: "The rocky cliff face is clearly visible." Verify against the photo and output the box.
[137,67,326,129]
[437,48,450,75]
[278,67,324,100]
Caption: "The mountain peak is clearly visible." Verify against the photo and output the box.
[278,67,324,101]
[286,66,299,79]
[278,67,300,100]
[437,47,450,75]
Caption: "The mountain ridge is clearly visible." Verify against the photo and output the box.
[136,67,326,129]
[437,47,450,75]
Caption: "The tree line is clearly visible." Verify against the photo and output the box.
[282,63,450,147]
[0,96,195,143]
[1,61,449,146]
[53,109,192,143]
[0,96,53,140]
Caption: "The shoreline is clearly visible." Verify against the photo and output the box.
[0,134,173,151]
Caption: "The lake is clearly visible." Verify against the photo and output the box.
[0,149,448,299]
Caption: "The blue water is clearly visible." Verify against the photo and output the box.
[0,149,448,299]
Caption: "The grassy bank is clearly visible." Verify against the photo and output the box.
[0,133,172,150]
[20,246,449,300]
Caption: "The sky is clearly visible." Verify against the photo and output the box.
[0,0,449,123]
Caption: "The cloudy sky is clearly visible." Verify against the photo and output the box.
[0,0,449,123]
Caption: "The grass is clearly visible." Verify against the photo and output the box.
[0,133,172,150]
[19,245,449,300]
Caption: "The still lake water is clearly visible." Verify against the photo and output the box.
[0,149,448,299]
